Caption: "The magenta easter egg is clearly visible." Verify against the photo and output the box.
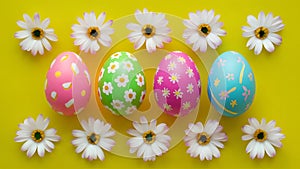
[45,52,91,116]
[153,51,201,116]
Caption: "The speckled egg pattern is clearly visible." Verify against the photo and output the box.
[97,51,146,116]
[45,52,91,116]
[154,51,201,117]
[207,51,256,117]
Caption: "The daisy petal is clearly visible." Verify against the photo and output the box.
[204,120,219,136]
[146,38,157,52]
[41,18,50,29]
[27,143,37,157]
[268,33,282,46]
[258,11,266,26]
[37,144,45,157]
[247,15,258,28]
[134,36,146,50]
[21,139,34,151]
[264,141,276,157]
[254,40,263,55]
[15,30,30,39]
[99,138,115,151]
[127,23,142,32]
[17,20,28,29]
[242,124,256,135]
[97,12,106,26]
[206,33,222,49]
[263,39,275,53]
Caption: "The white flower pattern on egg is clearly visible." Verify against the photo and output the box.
[97,51,146,116]
[154,51,201,117]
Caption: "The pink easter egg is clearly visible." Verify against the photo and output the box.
[44,52,91,116]
[154,51,201,117]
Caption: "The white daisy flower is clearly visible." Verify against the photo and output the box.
[71,12,114,54]
[169,73,180,84]
[124,89,136,102]
[157,76,163,85]
[242,12,284,55]
[15,13,57,56]
[167,61,177,71]
[135,73,145,87]
[163,103,173,111]
[242,118,285,159]
[14,114,60,157]
[183,102,191,110]
[162,88,170,98]
[72,118,115,161]
[115,74,129,87]
[183,10,226,53]
[177,56,186,64]
[184,120,228,161]
[111,100,125,110]
[125,106,137,115]
[173,89,183,99]
[186,67,194,78]
[123,61,134,72]
[102,82,113,95]
[187,83,194,94]
[107,61,119,74]
[126,8,171,53]
[127,116,171,161]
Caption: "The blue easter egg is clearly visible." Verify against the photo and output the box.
[207,51,256,117]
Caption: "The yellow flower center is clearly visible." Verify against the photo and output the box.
[197,132,210,145]
[87,133,100,144]
[143,130,156,144]
[254,129,267,142]
[31,27,44,40]
[31,130,45,143]
[255,27,269,40]
[87,27,100,40]
[198,24,211,36]
[142,24,156,38]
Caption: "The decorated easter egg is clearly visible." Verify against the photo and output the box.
[45,52,91,116]
[207,51,256,117]
[97,51,146,115]
[154,51,201,117]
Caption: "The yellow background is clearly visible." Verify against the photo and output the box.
[0,0,299,168]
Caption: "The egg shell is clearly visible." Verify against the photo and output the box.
[97,51,146,116]
[45,52,91,116]
[154,51,201,117]
[207,51,256,117]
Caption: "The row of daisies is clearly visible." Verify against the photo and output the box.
[15,114,284,161]
[15,9,284,56]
